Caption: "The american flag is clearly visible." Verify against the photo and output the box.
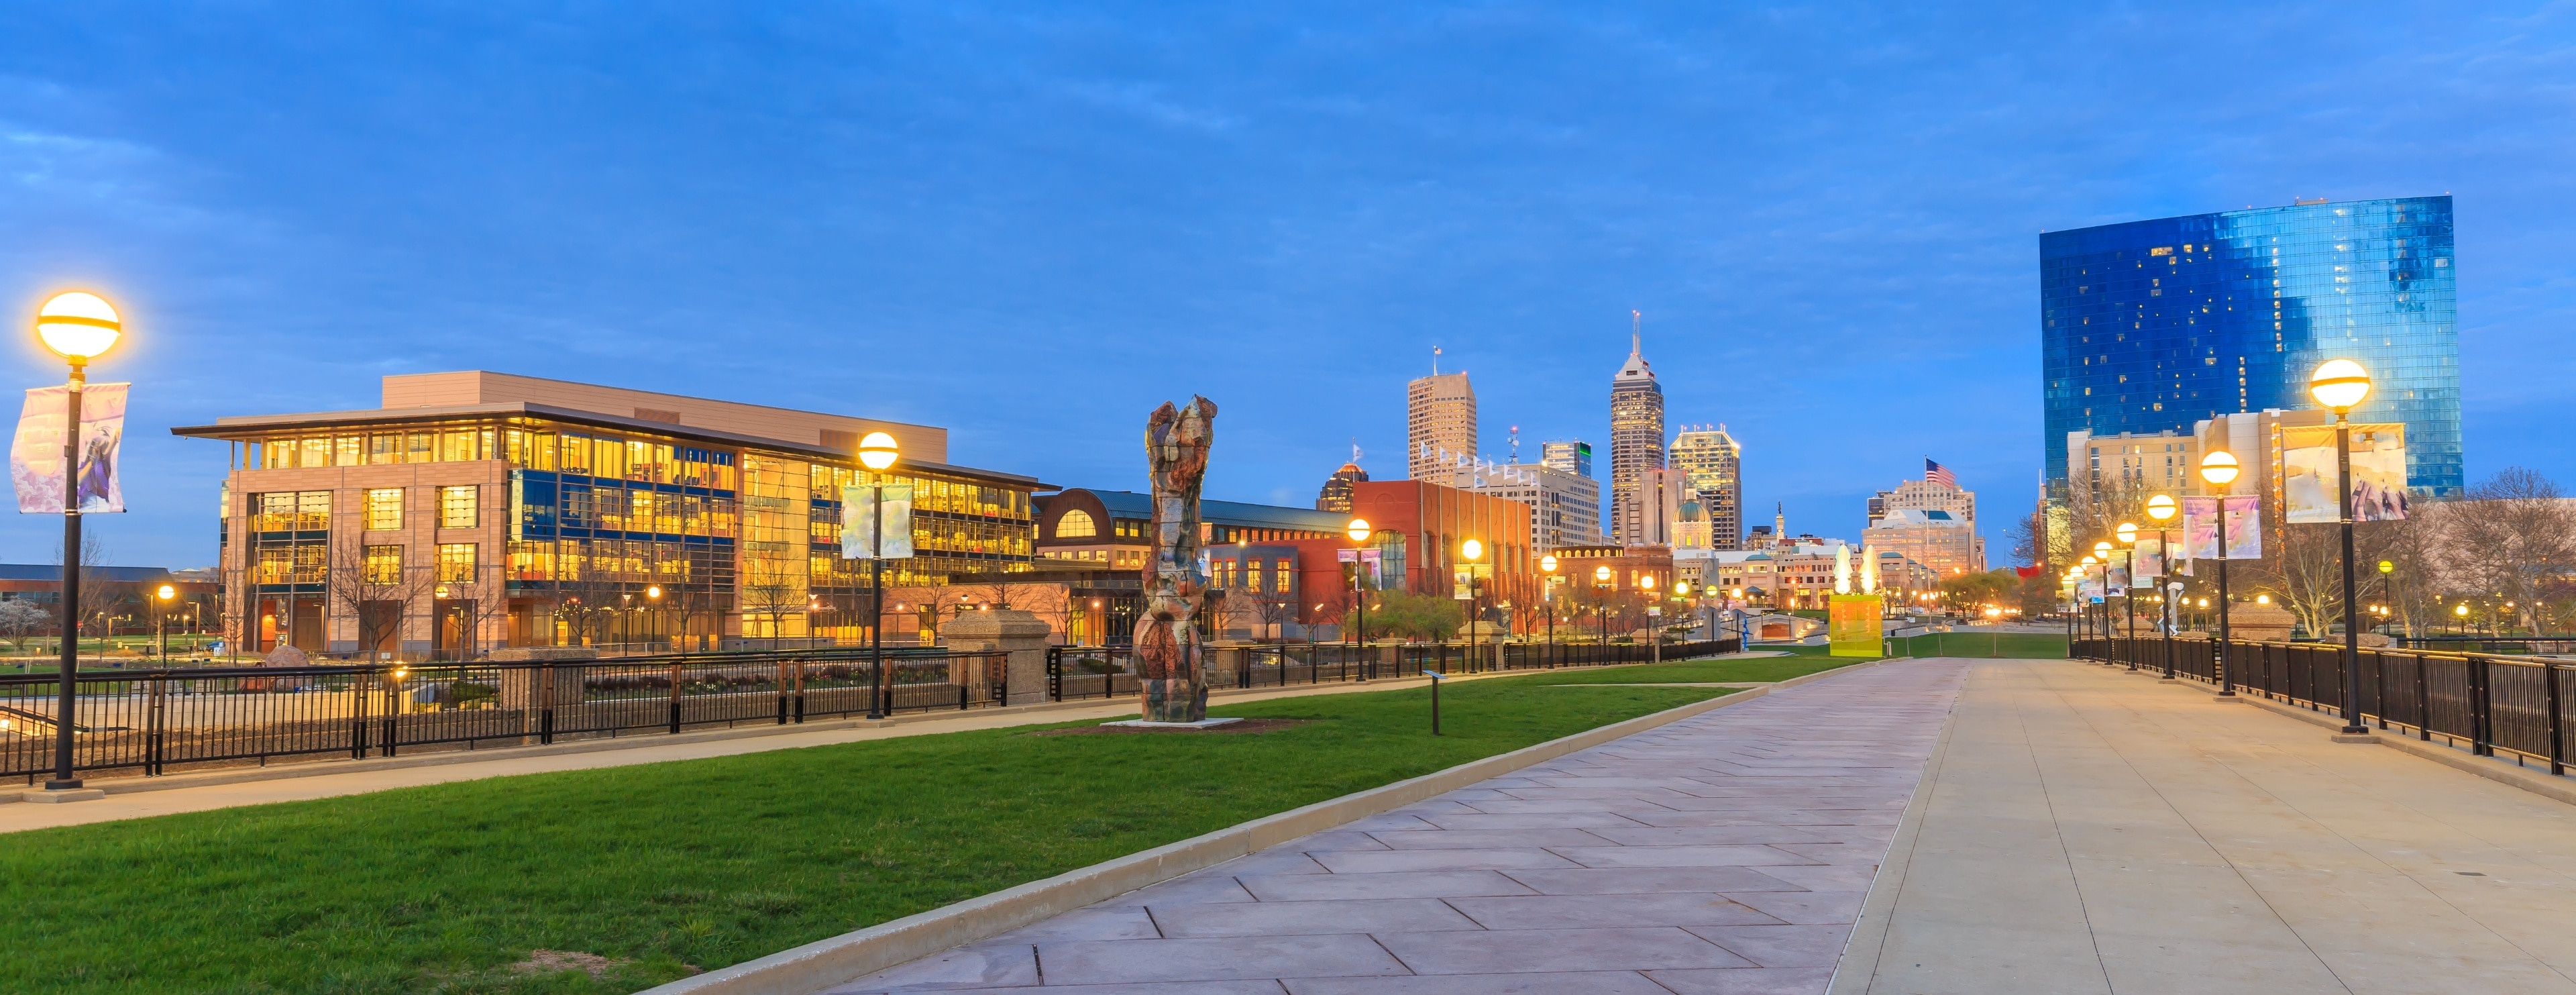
[1925,458,1957,489]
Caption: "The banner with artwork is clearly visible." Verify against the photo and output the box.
[2135,537,2165,578]
[1336,547,1386,590]
[2104,564,2129,597]
[2283,423,2408,523]
[11,382,127,514]
[841,483,914,559]
[2182,494,2262,560]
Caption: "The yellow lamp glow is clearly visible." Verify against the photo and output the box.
[156,584,175,601]
[647,584,663,600]
[1460,538,1483,562]
[1539,553,1557,573]
[2376,560,2393,575]
[1674,581,1689,596]
[2200,450,2240,486]
[2115,522,2138,544]
[2146,494,2176,521]
[2457,603,2470,617]
[2255,594,2271,605]
[2308,358,2372,412]
[1595,565,1613,582]
[857,431,900,470]
[2092,541,2112,557]
[1347,518,1371,543]
[36,291,121,361]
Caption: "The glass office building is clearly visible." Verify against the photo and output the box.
[2041,196,2461,494]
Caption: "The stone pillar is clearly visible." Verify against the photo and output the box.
[941,609,1054,706]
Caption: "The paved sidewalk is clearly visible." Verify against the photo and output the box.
[826,659,1968,994]
[1838,659,2576,995]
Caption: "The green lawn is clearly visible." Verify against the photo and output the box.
[0,679,1731,995]
[1507,656,1860,685]
[1892,631,2069,659]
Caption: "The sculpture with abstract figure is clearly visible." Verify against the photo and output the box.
[1134,396,1218,723]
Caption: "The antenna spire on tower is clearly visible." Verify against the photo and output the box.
[1630,311,1641,356]
[1432,345,1442,375]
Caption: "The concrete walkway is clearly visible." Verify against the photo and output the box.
[826,660,1969,994]
[1838,659,2576,995]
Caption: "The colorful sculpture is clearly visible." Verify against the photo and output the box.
[1134,396,1218,723]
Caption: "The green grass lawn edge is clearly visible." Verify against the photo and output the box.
[1,678,1737,995]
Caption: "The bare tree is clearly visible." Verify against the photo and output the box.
[1256,590,1299,643]
[737,561,806,649]
[2435,468,2576,635]
[449,560,516,659]
[326,533,439,660]
[53,532,122,641]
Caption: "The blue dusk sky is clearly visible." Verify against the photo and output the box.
[3,3,2571,568]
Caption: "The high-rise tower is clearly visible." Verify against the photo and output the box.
[1407,347,1478,480]
[1671,424,1742,550]
[2041,196,2461,494]
[1607,313,1666,545]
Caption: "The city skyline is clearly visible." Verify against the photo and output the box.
[5,5,2569,569]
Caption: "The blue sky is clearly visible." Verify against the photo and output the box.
[3,3,2571,568]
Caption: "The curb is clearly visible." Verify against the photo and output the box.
[640,660,1882,995]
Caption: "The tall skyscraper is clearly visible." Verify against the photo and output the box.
[2041,196,2461,494]
[1607,316,1666,545]
[1540,439,1593,480]
[1407,352,1478,480]
[1670,424,1742,550]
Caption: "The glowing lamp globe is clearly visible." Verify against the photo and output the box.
[1460,539,1483,562]
[37,291,121,361]
[1595,565,1613,582]
[2199,450,2240,486]
[156,584,176,601]
[2116,522,2138,544]
[1539,553,1558,573]
[857,431,900,470]
[2092,541,2112,557]
[2146,494,2176,521]
[1674,581,1689,596]
[1347,518,1371,543]
[2308,358,2372,412]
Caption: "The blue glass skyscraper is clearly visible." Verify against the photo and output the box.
[2040,196,2461,495]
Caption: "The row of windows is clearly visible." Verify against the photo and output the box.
[252,427,743,490]
[1210,558,1298,594]
[810,465,1032,519]
[505,538,733,586]
[254,541,478,585]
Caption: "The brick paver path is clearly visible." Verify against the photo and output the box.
[828,660,1967,994]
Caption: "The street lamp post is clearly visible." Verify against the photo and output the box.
[154,584,175,664]
[2092,542,2113,664]
[1539,554,1558,662]
[2147,494,2178,678]
[1460,539,1485,673]
[2310,358,2375,734]
[859,432,900,719]
[1347,519,1373,675]
[36,291,121,793]
[2114,523,2141,669]
[2201,450,2242,696]
[1594,565,1613,643]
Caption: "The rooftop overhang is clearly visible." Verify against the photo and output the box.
[171,401,1051,491]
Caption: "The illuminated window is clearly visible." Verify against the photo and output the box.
[1057,509,1097,538]
[363,545,403,585]
[440,486,478,528]
[437,543,478,582]
[364,488,403,531]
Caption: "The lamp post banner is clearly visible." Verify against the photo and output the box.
[840,484,914,559]
[11,382,127,514]
[2182,494,2263,560]
[2282,423,2409,523]
[2135,537,2165,578]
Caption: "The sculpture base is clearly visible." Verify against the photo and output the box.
[1140,678,1209,723]
[1100,717,1242,730]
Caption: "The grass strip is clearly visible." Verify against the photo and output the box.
[1,678,1730,995]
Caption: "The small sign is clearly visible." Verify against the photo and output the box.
[841,484,915,559]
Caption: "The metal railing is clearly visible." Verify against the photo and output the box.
[2074,635,2575,776]
[1045,639,1739,700]
[1,646,1008,783]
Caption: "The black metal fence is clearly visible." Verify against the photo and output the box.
[1,647,1008,783]
[2073,635,2576,776]
[1046,639,1739,700]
